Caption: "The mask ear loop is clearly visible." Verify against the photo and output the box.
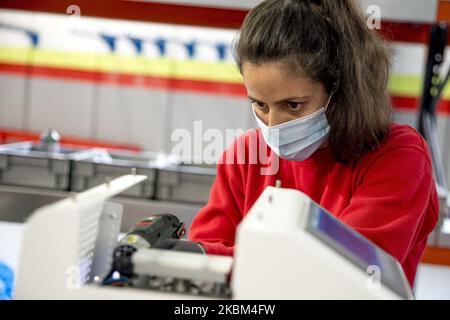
[324,92,333,110]
[325,80,338,110]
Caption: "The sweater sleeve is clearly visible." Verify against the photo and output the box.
[188,138,246,256]
[338,142,439,285]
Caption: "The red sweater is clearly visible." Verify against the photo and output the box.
[189,123,439,287]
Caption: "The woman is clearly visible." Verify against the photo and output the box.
[187,0,439,287]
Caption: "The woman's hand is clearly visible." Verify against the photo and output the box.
[153,238,206,254]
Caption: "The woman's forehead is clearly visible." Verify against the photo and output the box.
[242,62,321,102]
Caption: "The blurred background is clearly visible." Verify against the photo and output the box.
[0,1,448,161]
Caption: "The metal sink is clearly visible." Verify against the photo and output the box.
[0,141,93,190]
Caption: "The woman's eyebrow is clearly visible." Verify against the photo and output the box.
[247,95,311,104]
[274,96,311,103]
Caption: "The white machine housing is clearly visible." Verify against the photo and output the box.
[232,186,414,300]
[15,176,413,299]
[15,174,230,299]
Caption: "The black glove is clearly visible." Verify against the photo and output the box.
[153,238,206,254]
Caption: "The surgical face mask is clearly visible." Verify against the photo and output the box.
[253,94,332,161]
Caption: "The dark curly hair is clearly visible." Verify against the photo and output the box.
[233,0,392,163]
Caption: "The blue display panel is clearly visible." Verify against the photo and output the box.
[306,203,412,299]
[311,207,380,268]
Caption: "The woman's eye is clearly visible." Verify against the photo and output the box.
[252,101,266,109]
[287,102,302,111]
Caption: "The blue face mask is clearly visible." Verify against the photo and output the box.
[253,94,332,161]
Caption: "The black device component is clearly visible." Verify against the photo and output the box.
[120,213,186,248]
[418,22,449,193]
[152,238,205,253]
[103,213,186,285]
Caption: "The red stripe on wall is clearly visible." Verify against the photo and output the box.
[0,62,247,97]
[391,96,450,115]
[1,62,450,114]
[391,96,419,110]
[0,0,248,30]
[0,128,142,151]
[380,22,436,44]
